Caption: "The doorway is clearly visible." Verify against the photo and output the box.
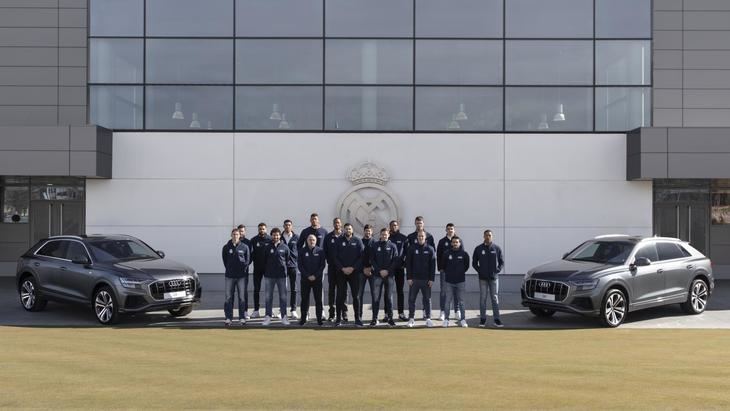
[653,180,709,255]
[30,201,85,243]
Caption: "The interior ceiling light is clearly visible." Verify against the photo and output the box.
[172,102,184,120]
[270,103,282,121]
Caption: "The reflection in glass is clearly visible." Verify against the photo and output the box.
[416,87,502,131]
[596,0,651,38]
[146,86,233,130]
[90,86,143,130]
[596,41,650,85]
[506,87,592,131]
[146,40,233,84]
[595,87,650,131]
[507,41,593,85]
[2,186,29,223]
[146,0,233,36]
[236,86,322,130]
[236,0,322,37]
[416,40,502,85]
[415,0,502,38]
[326,0,412,37]
[506,0,592,38]
[90,0,143,36]
[89,39,143,84]
[236,40,322,84]
[325,87,412,130]
[326,40,412,84]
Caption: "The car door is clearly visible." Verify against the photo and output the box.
[629,243,665,305]
[60,240,95,301]
[33,240,69,295]
[656,242,692,299]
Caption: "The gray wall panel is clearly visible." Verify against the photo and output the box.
[653,30,683,50]
[0,0,57,6]
[684,51,730,69]
[0,106,57,125]
[0,67,57,86]
[684,12,730,30]
[0,126,68,150]
[58,105,86,125]
[58,9,86,28]
[684,0,730,11]
[654,0,682,11]
[684,109,730,126]
[669,153,730,178]
[684,31,730,50]
[653,108,683,126]
[684,89,730,108]
[653,70,683,89]
[0,151,69,175]
[639,128,668,152]
[59,0,86,7]
[0,242,30,261]
[668,127,730,151]
[683,70,730,89]
[0,47,58,66]
[70,125,99,151]
[0,8,57,27]
[0,28,57,47]
[654,50,683,69]
[653,89,683,109]
[58,28,86,48]
[0,86,57,105]
[58,48,86,67]
[59,86,86,106]
[59,67,86,86]
[653,12,683,30]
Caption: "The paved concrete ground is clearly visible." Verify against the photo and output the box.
[1,276,728,329]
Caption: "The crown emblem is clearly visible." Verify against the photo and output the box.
[347,161,389,185]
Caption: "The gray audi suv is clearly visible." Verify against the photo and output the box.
[521,235,713,327]
[16,234,201,325]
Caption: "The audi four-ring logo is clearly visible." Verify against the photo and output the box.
[168,279,183,287]
[538,281,551,288]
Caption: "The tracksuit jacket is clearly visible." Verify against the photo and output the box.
[298,245,326,281]
[250,234,272,273]
[389,231,407,270]
[335,235,364,273]
[406,231,436,250]
[371,240,398,277]
[406,243,436,282]
[297,226,328,249]
[264,241,291,278]
[472,242,505,280]
[221,240,250,278]
[437,235,463,271]
[323,231,342,266]
[281,232,299,269]
[442,248,470,284]
[362,237,375,269]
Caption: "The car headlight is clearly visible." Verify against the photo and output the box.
[119,277,145,289]
[570,279,599,291]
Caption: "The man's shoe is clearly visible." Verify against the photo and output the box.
[261,316,271,326]
[250,310,260,319]
[369,319,378,327]
[281,316,290,326]
[425,318,434,328]
[243,312,250,320]
[327,316,335,322]
[317,319,324,326]
[335,319,342,327]
[439,311,445,321]
[442,319,450,328]
[479,319,487,327]
[342,314,349,323]
[381,317,389,323]
[407,318,415,328]
[459,319,468,328]
[494,319,504,328]
[398,313,408,321]
[290,310,299,320]
[239,318,246,326]
[299,319,306,326]
[387,318,396,327]
[224,319,232,326]
[355,320,364,327]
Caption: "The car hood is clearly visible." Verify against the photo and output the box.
[97,258,196,280]
[528,259,623,281]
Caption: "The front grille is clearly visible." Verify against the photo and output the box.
[525,279,569,302]
[149,278,195,300]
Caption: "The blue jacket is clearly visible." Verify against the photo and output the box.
[437,235,463,271]
[297,226,328,250]
[298,245,326,281]
[443,248,470,284]
[221,240,250,278]
[335,235,364,273]
[264,241,291,278]
[406,243,436,282]
[389,231,407,270]
[405,231,436,268]
[472,243,504,280]
[281,232,299,269]
[250,234,272,272]
[371,240,398,277]
[323,231,341,266]
[362,237,375,268]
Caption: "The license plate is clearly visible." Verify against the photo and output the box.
[164,291,186,300]
[534,292,555,301]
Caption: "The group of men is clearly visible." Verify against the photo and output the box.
[221,213,505,328]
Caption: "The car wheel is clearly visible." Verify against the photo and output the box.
[93,286,119,325]
[19,276,47,312]
[681,278,709,315]
[600,288,627,328]
[168,306,193,317]
[529,307,556,318]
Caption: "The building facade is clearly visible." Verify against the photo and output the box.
[0,0,728,279]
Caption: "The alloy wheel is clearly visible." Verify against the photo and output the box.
[95,290,114,323]
[20,280,35,309]
[691,281,708,313]
[604,291,626,327]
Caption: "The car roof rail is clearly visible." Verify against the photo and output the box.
[47,234,86,239]
[593,234,631,239]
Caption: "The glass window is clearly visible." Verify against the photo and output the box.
[596,0,651,38]
[325,0,412,37]
[325,86,412,130]
[90,86,144,130]
[595,87,650,131]
[146,86,233,130]
[37,241,67,259]
[65,242,90,262]
[236,0,322,37]
[146,40,233,84]
[236,86,322,130]
[507,41,593,85]
[596,41,651,85]
[415,87,502,131]
[2,186,29,223]
[634,243,658,263]
[416,40,502,85]
[90,0,143,36]
[30,178,84,200]
[236,40,322,84]
[415,0,502,38]
[656,242,686,261]
[506,87,593,131]
[146,0,233,37]
[326,40,412,84]
[89,39,143,84]
[506,0,593,38]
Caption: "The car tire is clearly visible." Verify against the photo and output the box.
[168,306,193,317]
[529,307,556,318]
[681,278,709,315]
[93,286,119,325]
[19,276,47,312]
[599,288,627,328]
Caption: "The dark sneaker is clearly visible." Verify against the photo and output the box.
[327,316,335,322]
[369,320,378,327]
[494,319,504,328]
[342,314,349,323]
[355,320,364,327]
[381,317,389,323]
[317,319,324,326]
[398,313,408,321]
[387,318,396,327]
[335,319,342,327]
[299,320,306,326]
[479,319,487,327]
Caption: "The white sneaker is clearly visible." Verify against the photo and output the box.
[261,316,271,326]
[425,319,434,328]
[281,316,290,326]
[407,318,415,328]
[439,311,445,321]
[243,312,250,320]
[238,318,246,325]
[290,310,299,320]
[443,319,450,328]
[251,310,260,319]
[459,319,468,328]
[224,319,232,326]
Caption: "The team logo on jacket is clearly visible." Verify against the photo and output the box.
[482,250,486,255]
[448,255,452,260]
[336,161,400,234]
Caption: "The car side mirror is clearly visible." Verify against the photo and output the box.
[633,257,651,267]
[156,250,165,258]
[72,256,91,266]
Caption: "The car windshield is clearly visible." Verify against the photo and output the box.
[86,239,160,263]
[565,241,634,265]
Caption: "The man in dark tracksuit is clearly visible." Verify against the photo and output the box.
[222,228,250,326]
[472,229,505,328]
[388,220,408,321]
[323,218,344,321]
[297,234,326,326]
[437,223,461,321]
[405,216,436,250]
[297,213,327,249]
[262,227,292,326]
[335,223,364,327]
[249,223,271,318]
[370,228,398,326]
[442,236,470,328]
[406,230,436,328]
[282,219,300,320]
[358,224,375,318]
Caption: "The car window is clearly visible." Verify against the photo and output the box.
[656,242,686,261]
[567,241,634,264]
[634,243,658,263]
[678,245,692,258]
[36,241,68,259]
[65,241,90,262]
[87,239,160,262]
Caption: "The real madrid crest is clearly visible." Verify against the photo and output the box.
[336,161,400,233]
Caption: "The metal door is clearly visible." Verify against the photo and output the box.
[654,204,708,254]
[30,201,85,244]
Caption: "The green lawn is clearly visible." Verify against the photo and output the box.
[1,327,729,410]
